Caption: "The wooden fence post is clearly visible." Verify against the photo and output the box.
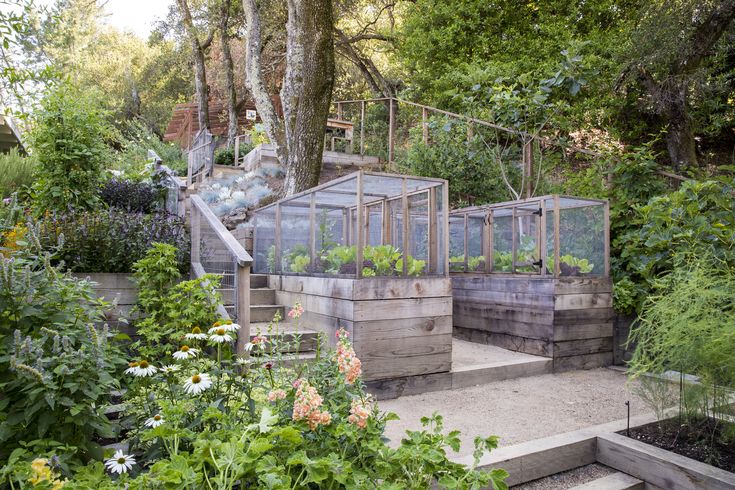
[388,99,396,167]
[236,263,251,356]
[422,107,429,145]
[360,101,366,156]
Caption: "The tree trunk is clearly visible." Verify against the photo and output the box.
[243,0,335,196]
[219,0,238,148]
[663,85,697,170]
[177,0,211,132]
[242,0,287,163]
[281,0,335,195]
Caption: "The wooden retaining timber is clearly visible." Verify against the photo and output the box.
[451,274,614,371]
[267,274,453,381]
[71,273,139,335]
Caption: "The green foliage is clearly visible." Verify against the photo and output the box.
[37,209,190,274]
[397,117,516,206]
[628,255,735,437]
[30,83,112,212]
[214,143,254,166]
[616,179,735,313]
[53,316,508,489]
[114,120,188,177]
[0,149,36,199]
[0,224,125,464]
[132,243,221,358]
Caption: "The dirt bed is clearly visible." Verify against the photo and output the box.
[379,368,648,457]
[624,417,735,473]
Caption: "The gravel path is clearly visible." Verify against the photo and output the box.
[511,464,617,489]
[379,368,648,457]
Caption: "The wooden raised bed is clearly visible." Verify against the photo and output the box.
[72,273,139,334]
[452,275,614,371]
[269,274,453,381]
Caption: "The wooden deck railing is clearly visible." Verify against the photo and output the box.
[190,194,252,355]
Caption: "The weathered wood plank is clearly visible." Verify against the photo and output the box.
[362,352,451,381]
[277,275,355,299]
[352,277,452,300]
[554,323,614,341]
[555,293,613,311]
[453,312,553,340]
[554,277,613,295]
[453,327,552,357]
[352,316,453,342]
[72,273,137,290]
[454,301,554,325]
[452,357,553,389]
[94,288,138,304]
[353,297,452,321]
[554,308,615,325]
[451,274,555,294]
[597,432,735,490]
[554,337,614,357]
[453,287,555,308]
[366,371,452,400]
[275,290,354,320]
[554,352,612,371]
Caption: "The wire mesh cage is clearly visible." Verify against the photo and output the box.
[252,171,449,278]
[449,195,609,277]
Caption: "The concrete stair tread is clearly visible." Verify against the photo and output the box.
[569,472,644,490]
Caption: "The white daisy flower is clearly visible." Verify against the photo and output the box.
[183,373,212,395]
[124,362,140,375]
[221,323,241,333]
[145,414,165,428]
[244,335,268,352]
[184,326,208,340]
[132,360,157,377]
[208,327,233,344]
[172,345,199,360]
[234,356,252,366]
[104,450,136,474]
[160,364,181,374]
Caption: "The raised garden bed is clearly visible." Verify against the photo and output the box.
[449,195,613,371]
[252,171,453,382]
[622,417,735,473]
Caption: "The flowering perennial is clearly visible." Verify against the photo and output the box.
[267,389,287,402]
[335,328,362,384]
[287,302,304,319]
[292,379,331,430]
[348,398,372,429]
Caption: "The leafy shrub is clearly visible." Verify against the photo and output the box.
[0,148,36,198]
[30,83,112,212]
[115,120,187,177]
[628,255,735,439]
[615,179,735,313]
[99,179,164,213]
[38,209,189,273]
[397,117,517,207]
[131,243,221,359]
[0,225,126,464]
[213,143,254,166]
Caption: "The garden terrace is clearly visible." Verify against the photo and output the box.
[251,170,453,382]
[448,195,614,371]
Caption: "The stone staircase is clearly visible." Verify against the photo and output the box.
[240,274,319,359]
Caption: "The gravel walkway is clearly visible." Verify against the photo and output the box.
[511,464,617,489]
[379,368,648,458]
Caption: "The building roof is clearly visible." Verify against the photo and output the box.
[0,115,24,153]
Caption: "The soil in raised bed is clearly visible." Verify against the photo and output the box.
[622,417,735,472]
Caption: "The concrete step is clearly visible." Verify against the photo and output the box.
[248,322,319,353]
[251,274,268,288]
[569,472,644,490]
[250,288,275,305]
[250,304,284,323]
